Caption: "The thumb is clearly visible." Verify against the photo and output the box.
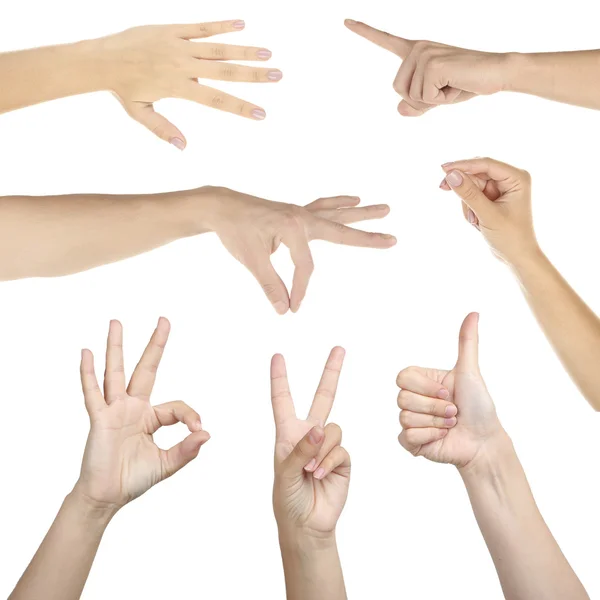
[281,426,325,476]
[161,430,211,479]
[124,101,187,150]
[344,19,413,58]
[456,313,480,373]
[444,170,493,222]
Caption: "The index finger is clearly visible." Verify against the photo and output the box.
[344,19,413,58]
[311,217,397,248]
[174,20,246,40]
[127,317,171,400]
[271,354,296,426]
[308,347,346,424]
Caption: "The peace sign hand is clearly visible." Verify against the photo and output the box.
[74,318,210,511]
[271,348,351,538]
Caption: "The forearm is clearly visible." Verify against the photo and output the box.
[0,187,214,279]
[460,433,588,600]
[0,39,110,114]
[509,248,600,410]
[505,51,600,110]
[279,532,347,600]
[9,489,116,600]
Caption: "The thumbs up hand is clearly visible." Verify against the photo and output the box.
[344,19,512,116]
[396,313,504,468]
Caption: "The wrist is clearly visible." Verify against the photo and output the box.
[278,526,338,555]
[458,429,515,483]
[506,243,547,277]
[502,52,537,94]
[66,485,118,530]
[57,39,112,94]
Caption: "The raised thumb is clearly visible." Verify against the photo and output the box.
[456,312,480,373]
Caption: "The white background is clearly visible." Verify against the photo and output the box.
[1,0,599,598]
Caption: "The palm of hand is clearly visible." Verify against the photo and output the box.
[77,319,208,510]
[80,396,164,506]
[275,416,349,533]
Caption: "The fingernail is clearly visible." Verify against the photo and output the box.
[314,467,326,480]
[445,405,457,418]
[441,162,452,168]
[437,388,449,400]
[257,49,272,59]
[444,418,456,427]
[381,234,397,241]
[267,70,283,81]
[232,20,245,29]
[467,210,477,225]
[251,108,266,120]
[439,429,448,438]
[195,420,203,431]
[169,137,185,151]
[446,170,463,187]
[309,427,324,444]
[274,301,288,315]
[345,19,358,25]
[439,178,450,189]
[304,458,317,472]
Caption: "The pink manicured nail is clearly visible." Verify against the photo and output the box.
[446,170,463,187]
[169,137,185,150]
[444,418,456,427]
[445,405,457,418]
[345,19,358,25]
[257,49,272,59]
[305,458,317,472]
[252,108,266,120]
[232,20,245,29]
[441,162,452,168]
[268,70,283,81]
[314,468,326,480]
[467,210,477,225]
[195,420,203,431]
[437,388,449,400]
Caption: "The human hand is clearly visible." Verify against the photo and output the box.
[439,157,538,266]
[345,19,512,116]
[397,313,505,468]
[97,20,280,149]
[203,188,396,314]
[271,348,351,538]
[74,318,210,510]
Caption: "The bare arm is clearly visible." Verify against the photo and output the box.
[460,434,589,600]
[9,491,114,600]
[510,249,600,409]
[441,157,600,410]
[507,51,600,110]
[0,189,209,280]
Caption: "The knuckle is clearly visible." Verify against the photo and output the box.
[326,422,342,442]
[210,93,226,108]
[399,410,410,427]
[520,169,532,183]
[220,65,237,79]
[428,400,440,415]
[413,40,429,53]
[210,46,226,59]
[262,283,279,298]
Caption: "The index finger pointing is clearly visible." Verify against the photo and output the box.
[271,354,296,426]
[344,19,413,58]
[308,347,346,424]
[311,217,397,249]
[127,317,171,400]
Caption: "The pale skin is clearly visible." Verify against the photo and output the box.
[438,157,600,411]
[0,187,395,313]
[271,348,350,600]
[345,19,600,116]
[9,318,209,600]
[0,20,282,149]
[397,313,589,600]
